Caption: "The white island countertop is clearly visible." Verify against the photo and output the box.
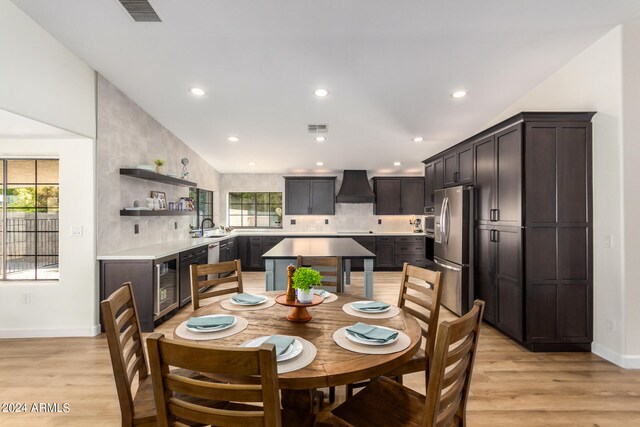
[96,230,426,261]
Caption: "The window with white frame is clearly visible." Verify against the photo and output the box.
[1,159,59,281]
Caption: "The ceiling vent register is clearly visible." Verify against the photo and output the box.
[307,124,328,134]
[119,0,162,22]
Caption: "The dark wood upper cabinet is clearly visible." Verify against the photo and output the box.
[424,157,443,207]
[284,177,336,215]
[373,177,425,215]
[373,179,401,215]
[443,145,473,187]
[443,151,458,187]
[474,124,522,226]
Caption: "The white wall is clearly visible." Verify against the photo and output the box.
[0,0,95,138]
[621,21,640,361]
[0,0,98,337]
[484,26,639,367]
[0,139,97,337]
[219,173,417,233]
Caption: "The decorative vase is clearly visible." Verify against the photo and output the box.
[155,165,164,174]
[296,288,314,304]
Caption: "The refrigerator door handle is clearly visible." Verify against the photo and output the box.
[440,196,448,245]
[444,196,451,245]
[434,257,462,272]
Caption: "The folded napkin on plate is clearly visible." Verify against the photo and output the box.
[314,289,330,298]
[346,322,398,343]
[351,301,390,311]
[231,293,264,304]
[187,315,235,329]
[264,335,295,356]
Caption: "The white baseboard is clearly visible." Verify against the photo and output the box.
[592,343,640,369]
[0,324,101,339]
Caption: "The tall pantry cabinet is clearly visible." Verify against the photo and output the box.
[424,112,595,351]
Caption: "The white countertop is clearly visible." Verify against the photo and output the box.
[97,230,427,260]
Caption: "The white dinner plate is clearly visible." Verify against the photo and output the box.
[243,336,304,362]
[350,300,391,313]
[186,315,237,333]
[230,295,268,306]
[344,325,399,346]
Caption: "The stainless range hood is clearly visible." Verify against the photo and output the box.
[336,170,375,203]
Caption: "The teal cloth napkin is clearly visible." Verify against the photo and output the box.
[231,293,264,304]
[346,322,398,343]
[314,289,330,298]
[264,335,295,356]
[351,301,390,311]
[187,315,235,329]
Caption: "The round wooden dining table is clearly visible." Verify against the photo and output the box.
[173,291,422,412]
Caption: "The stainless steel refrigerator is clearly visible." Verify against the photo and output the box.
[434,185,473,316]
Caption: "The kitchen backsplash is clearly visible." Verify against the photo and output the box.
[219,173,419,233]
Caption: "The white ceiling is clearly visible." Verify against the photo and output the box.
[11,0,640,173]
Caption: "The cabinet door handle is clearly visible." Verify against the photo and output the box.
[454,171,459,182]
[155,264,161,316]
[495,209,500,221]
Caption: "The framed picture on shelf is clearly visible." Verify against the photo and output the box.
[151,191,167,210]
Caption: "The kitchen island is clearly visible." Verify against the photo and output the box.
[262,237,376,298]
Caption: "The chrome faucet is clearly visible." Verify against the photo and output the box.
[200,218,215,236]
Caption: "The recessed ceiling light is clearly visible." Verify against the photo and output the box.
[412,137,424,142]
[316,161,324,166]
[314,88,329,97]
[189,87,206,96]
[451,90,467,99]
[315,136,326,142]
[228,136,239,142]
[248,162,256,166]
[394,161,402,166]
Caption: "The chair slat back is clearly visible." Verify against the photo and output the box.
[397,263,443,379]
[100,282,148,426]
[423,300,485,427]
[147,334,282,427]
[191,259,244,310]
[296,256,343,292]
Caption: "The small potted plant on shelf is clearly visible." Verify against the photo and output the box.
[292,267,323,303]
[153,158,165,174]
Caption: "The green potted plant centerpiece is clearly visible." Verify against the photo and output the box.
[292,267,323,303]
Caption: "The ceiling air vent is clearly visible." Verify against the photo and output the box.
[119,0,162,22]
[307,124,328,134]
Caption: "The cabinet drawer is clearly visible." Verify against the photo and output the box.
[395,255,427,268]
[352,236,375,244]
[262,236,283,244]
[395,244,425,255]
[395,235,424,243]
[376,236,395,243]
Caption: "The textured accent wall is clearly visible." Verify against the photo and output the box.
[97,75,220,254]
[219,173,417,233]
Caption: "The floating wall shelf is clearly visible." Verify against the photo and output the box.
[120,168,197,187]
[120,210,195,217]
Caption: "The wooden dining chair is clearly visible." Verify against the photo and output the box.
[346,263,443,397]
[190,259,244,310]
[331,300,485,427]
[146,333,316,427]
[296,255,343,293]
[100,282,159,426]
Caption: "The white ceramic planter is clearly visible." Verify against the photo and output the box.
[296,288,314,304]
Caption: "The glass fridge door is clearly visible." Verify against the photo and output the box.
[155,256,179,319]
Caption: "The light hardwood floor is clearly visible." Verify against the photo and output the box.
[1,272,639,426]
